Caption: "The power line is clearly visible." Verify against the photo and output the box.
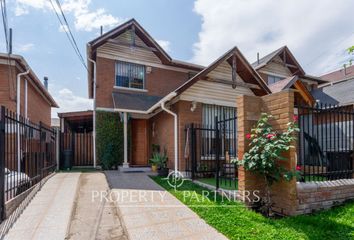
[54,0,86,68]
[48,0,87,70]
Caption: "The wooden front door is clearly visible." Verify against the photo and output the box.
[131,119,149,166]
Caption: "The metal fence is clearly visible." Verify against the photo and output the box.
[296,103,354,182]
[185,115,238,190]
[0,106,57,220]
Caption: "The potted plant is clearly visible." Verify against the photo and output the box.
[157,149,169,177]
[149,148,169,177]
[149,152,160,172]
[150,144,161,172]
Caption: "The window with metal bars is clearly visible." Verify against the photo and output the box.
[115,61,145,89]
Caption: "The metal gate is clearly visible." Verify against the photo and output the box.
[60,132,93,167]
[185,114,238,190]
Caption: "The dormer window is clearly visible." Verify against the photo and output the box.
[267,75,284,84]
[115,61,145,89]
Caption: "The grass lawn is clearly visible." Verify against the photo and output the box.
[151,176,354,240]
[197,177,238,190]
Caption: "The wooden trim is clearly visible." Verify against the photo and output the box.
[97,52,195,73]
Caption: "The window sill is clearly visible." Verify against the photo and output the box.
[113,86,148,93]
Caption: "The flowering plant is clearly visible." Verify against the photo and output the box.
[236,113,300,215]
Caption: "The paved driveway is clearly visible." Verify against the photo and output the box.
[105,171,227,240]
[5,173,80,240]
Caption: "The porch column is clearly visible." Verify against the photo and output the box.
[123,112,129,168]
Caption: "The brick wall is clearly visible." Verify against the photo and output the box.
[0,64,52,126]
[296,179,354,214]
[95,56,190,108]
[149,100,202,171]
[236,90,298,214]
[150,111,174,169]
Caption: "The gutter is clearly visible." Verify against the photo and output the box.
[161,101,178,175]
[17,68,30,173]
[88,57,97,168]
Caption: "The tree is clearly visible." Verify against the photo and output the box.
[348,46,354,66]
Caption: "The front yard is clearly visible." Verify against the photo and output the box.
[151,176,354,240]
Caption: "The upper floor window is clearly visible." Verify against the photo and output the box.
[268,75,283,84]
[115,61,145,89]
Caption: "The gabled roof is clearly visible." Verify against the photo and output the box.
[252,46,306,76]
[87,19,203,98]
[0,53,58,108]
[175,46,271,96]
[320,65,354,82]
[268,75,314,105]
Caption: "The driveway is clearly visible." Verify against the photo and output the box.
[105,171,227,240]
[5,173,81,240]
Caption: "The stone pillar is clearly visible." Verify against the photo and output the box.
[236,95,265,204]
[237,90,298,215]
[261,90,298,215]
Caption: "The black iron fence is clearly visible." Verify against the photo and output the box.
[297,103,354,182]
[185,115,238,190]
[0,106,57,220]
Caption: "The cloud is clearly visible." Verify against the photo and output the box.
[16,43,35,52]
[192,0,354,75]
[15,0,122,32]
[156,40,171,53]
[51,88,93,116]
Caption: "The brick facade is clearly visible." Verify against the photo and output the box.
[0,64,52,126]
[149,100,202,170]
[95,56,190,109]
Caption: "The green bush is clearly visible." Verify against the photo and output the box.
[96,111,123,169]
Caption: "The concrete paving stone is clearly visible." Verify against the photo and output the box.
[105,171,228,240]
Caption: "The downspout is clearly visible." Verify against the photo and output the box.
[161,101,178,175]
[17,68,30,173]
[88,57,97,168]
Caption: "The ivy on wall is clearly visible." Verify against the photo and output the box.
[96,110,123,169]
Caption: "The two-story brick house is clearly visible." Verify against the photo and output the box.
[87,19,319,173]
[0,53,58,126]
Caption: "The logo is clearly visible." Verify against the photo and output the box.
[164,170,185,190]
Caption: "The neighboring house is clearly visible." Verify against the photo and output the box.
[252,46,327,104]
[320,64,354,83]
[0,53,58,126]
[311,65,354,106]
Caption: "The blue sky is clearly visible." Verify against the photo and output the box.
[1,0,354,116]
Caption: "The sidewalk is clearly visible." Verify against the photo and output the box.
[5,173,81,240]
[105,171,227,240]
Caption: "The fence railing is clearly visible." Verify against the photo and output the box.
[184,115,238,190]
[296,103,354,182]
[0,106,57,220]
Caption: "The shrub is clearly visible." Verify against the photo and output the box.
[96,111,123,169]
[236,113,300,216]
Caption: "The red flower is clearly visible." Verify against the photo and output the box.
[293,115,298,122]
[246,133,251,139]
[266,133,275,139]
[296,165,301,171]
